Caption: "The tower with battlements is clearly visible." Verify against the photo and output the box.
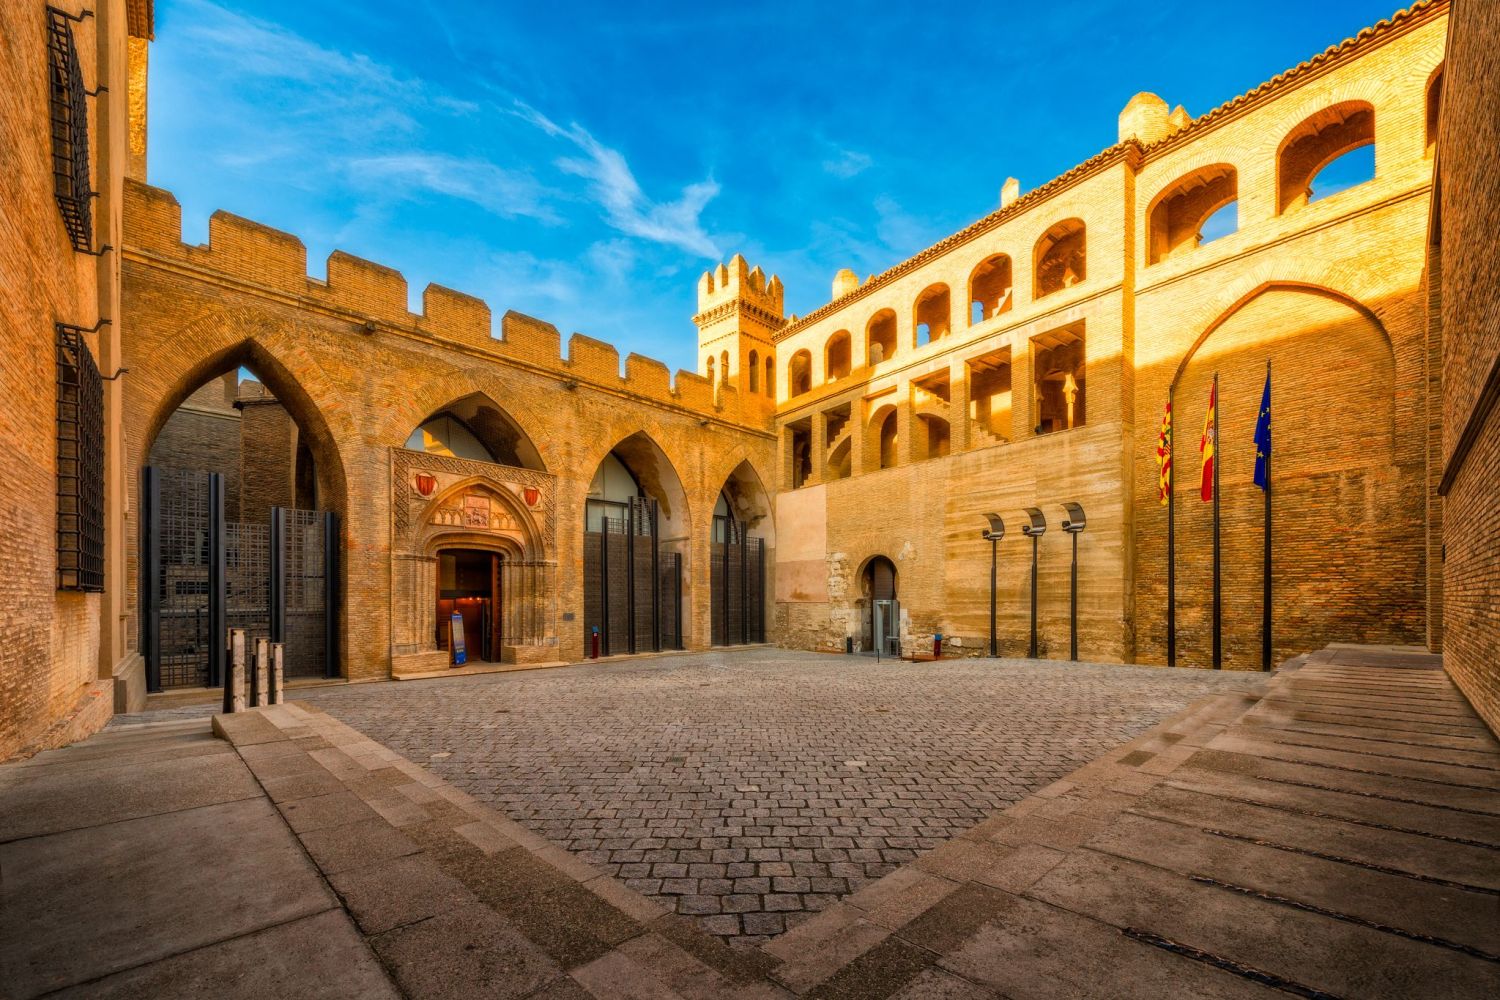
[693,255,784,416]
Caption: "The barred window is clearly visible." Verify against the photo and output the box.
[47,8,95,253]
[57,325,105,591]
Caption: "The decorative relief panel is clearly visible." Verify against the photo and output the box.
[392,447,556,552]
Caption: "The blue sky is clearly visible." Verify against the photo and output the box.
[148,0,1407,375]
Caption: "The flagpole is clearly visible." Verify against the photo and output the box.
[1212,372,1222,670]
[1262,360,1272,672]
[1166,385,1176,668]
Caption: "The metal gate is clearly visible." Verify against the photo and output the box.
[711,525,765,647]
[142,466,339,691]
[583,495,682,655]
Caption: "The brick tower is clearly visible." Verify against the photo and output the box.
[693,255,784,418]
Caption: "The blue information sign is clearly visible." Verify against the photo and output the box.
[450,612,467,665]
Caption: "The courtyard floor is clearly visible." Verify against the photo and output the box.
[7,646,1497,998]
[118,649,1260,942]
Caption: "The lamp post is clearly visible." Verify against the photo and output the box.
[981,514,1006,656]
[1060,503,1086,662]
[1021,508,1047,658]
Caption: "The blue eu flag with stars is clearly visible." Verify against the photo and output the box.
[1253,368,1271,491]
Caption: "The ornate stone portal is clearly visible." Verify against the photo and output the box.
[390,447,559,673]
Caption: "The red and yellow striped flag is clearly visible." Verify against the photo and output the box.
[1154,400,1172,505]
[1200,380,1217,502]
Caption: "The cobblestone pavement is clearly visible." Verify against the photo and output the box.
[119,650,1261,944]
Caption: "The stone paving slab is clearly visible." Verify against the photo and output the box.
[0,720,392,1000]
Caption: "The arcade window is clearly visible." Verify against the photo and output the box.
[47,7,96,252]
[57,324,105,592]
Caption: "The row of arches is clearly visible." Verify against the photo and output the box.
[782,73,1443,402]
[783,221,1086,398]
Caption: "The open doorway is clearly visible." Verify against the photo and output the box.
[436,548,503,664]
[862,556,899,655]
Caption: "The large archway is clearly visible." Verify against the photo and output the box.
[1171,284,1421,668]
[710,459,775,647]
[139,355,348,690]
[582,432,690,655]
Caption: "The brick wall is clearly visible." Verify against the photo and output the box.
[0,1,133,760]
[1438,0,1500,733]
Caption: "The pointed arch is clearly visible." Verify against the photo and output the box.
[1168,281,1391,393]
[137,336,350,518]
[403,392,547,472]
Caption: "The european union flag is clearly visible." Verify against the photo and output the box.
[1253,368,1271,490]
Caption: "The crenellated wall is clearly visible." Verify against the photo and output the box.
[124,181,768,429]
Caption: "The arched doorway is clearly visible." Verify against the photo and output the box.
[862,556,898,655]
[435,548,504,663]
[583,433,689,655]
[141,364,342,690]
[710,460,774,646]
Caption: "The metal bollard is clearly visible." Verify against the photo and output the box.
[227,629,247,713]
[253,637,270,708]
[271,642,285,705]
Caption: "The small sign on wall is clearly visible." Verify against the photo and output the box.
[450,612,467,665]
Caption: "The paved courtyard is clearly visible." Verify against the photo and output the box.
[123,650,1261,943]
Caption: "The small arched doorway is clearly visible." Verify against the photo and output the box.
[435,547,504,663]
[862,556,898,655]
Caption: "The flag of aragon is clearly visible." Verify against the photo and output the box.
[1200,381,1217,502]
[1155,400,1172,506]
[1254,369,1271,491]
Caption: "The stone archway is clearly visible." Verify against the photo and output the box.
[391,459,558,675]
[1170,284,1420,669]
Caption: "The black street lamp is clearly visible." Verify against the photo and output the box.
[1021,508,1047,658]
[981,514,1005,656]
[1061,503,1087,662]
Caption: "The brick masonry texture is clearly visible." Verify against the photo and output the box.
[1437,0,1500,732]
[0,0,136,760]
[122,649,1262,944]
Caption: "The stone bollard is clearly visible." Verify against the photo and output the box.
[271,642,285,705]
[253,637,270,708]
[227,629,247,713]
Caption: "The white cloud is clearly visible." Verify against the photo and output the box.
[822,148,872,179]
[514,103,721,258]
[345,154,558,223]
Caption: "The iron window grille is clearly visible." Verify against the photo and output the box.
[47,7,96,253]
[57,324,105,591]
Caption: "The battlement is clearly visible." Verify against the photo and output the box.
[122,179,766,430]
[696,254,785,317]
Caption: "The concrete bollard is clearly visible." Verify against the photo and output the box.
[271,642,285,705]
[228,629,247,713]
[253,637,270,708]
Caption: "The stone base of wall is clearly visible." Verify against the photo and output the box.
[112,652,148,714]
[10,679,114,762]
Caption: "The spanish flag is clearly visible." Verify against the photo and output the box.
[1155,400,1172,506]
[1200,380,1217,502]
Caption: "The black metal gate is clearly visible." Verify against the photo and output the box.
[583,495,682,655]
[142,466,339,691]
[711,525,765,647]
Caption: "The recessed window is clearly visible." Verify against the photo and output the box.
[1278,101,1375,213]
[1034,219,1086,298]
[56,325,105,591]
[1147,165,1238,264]
[1032,324,1085,434]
